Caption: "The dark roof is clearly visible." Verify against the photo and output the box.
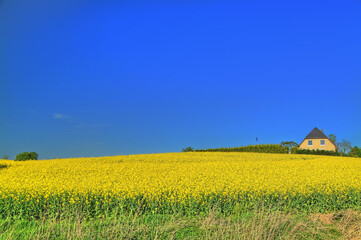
[304,127,328,139]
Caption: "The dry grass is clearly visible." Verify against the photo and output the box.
[311,210,361,240]
[1,209,361,239]
[198,208,329,240]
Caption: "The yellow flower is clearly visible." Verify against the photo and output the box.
[0,152,360,209]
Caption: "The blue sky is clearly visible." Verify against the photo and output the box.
[1,0,361,159]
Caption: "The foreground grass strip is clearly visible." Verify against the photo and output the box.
[1,209,359,240]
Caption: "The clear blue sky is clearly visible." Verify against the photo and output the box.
[1,0,361,159]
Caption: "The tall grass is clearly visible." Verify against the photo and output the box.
[2,207,360,239]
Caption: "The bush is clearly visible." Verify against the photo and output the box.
[290,147,299,154]
[182,147,194,152]
[15,152,38,161]
[293,149,341,156]
[194,144,289,154]
[349,146,361,158]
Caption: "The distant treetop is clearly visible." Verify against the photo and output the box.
[15,152,38,161]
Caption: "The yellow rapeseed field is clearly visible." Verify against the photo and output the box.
[0,152,361,216]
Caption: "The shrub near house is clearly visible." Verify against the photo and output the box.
[291,148,342,156]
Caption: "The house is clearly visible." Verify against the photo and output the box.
[299,127,337,151]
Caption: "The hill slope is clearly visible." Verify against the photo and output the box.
[1,152,361,218]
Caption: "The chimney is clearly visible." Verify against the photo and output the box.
[321,129,324,133]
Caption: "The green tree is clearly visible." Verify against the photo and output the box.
[2,155,9,160]
[349,146,361,158]
[15,152,39,161]
[281,141,299,148]
[281,141,299,154]
[328,134,336,144]
[182,147,194,152]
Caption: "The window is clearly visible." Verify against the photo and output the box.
[308,140,313,146]
[320,140,325,146]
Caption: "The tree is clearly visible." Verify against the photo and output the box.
[15,152,38,161]
[336,139,352,156]
[281,141,299,148]
[182,147,194,152]
[349,146,361,158]
[356,146,361,157]
[328,134,336,144]
[2,155,9,160]
[281,141,299,154]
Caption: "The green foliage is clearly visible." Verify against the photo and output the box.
[328,134,337,144]
[281,141,299,148]
[355,146,361,157]
[2,155,9,160]
[294,149,342,156]
[15,152,39,161]
[0,209,348,240]
[348,146,361,158]
[182,147,194,152]
[194,144,289,154]
[281,141,300,154]
[290,147,299,154]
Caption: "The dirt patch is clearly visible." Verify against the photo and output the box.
[311,213,336,225]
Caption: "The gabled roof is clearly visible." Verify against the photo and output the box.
[304,127,328,139]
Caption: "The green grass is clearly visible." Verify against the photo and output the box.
[1,208,360,239]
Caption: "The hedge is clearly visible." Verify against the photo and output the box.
[194,144,289,154]
[194,145,345,156]
[290,148,342,156]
